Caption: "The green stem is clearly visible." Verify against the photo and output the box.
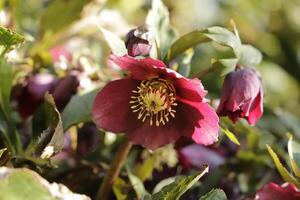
[96,138,133,200]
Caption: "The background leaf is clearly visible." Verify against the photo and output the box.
[61,89,98,131]
[127,167,149,199]
[199,188,227,200]
[150,165,209,200]
[0,26,24,54]
[238,45,262,67]
[146,0,178,59]
[100,28,127,57]
[221,128,240,145]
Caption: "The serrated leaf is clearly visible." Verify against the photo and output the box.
[238,44,262,67]
[100,28,127,56]
[266,144,300,187]
[40,0,92,35]
[150,165,209,200]
[0,26,24,54]
[61,89,98,131]
[146,0,178,59]
[127,167,149,199]
[199,188,227,200]
[221,128,240,145]
[211,58,238,77]
[34,93,64,159]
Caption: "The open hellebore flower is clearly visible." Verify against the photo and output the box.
[92,55,219,149]
[125,25,152,57]
[254,182,300,200]
[217,68,263,125]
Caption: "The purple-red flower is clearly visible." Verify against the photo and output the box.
[125,26,152,57]
[254,182,300,200]
[217,68,263,125]
[92,54,219,149]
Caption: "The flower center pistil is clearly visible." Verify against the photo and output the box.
[130,78,177,126]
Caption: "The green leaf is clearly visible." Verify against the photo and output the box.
[164,26,241,65]
[199,188,227,200]
[0,148,7,159]
[221,128,240,145]
[134,156,155,182]
[238,45,262,67]
[34,93,64,159]
[112,177,129,200]
[127,167,149,199]
[61,89,98,131]
[99,28,127,57]
[287,135,300,177]
[211,58,238,77]
[0,26,24,54]
[266,144,300,187]
[146,0,178,59]
[0,58,13,119]
[40,0,92,35]
[0,167,90,200]
[164,30,209,62]
[176,48,194,77]
[150,165,209,200]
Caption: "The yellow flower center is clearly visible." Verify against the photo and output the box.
[130,78,177,126]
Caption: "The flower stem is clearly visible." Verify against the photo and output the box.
[193,66,214,79]
[96,138,133,200]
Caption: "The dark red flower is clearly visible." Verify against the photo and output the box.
[125,26,152,57]
[217,68,263,125]
[254,182,300,200]
[92,54,219,149]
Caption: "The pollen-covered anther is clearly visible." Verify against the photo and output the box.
[130,78,177,126]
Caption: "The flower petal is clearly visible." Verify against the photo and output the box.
[109,54,166,80]
[127,122,181,150]
[92,78,139,133]
[174,78,207,103]
[182,102,219,145]
[254,182,300,200]
[247,86,263,125]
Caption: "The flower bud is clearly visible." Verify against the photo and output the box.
[217,68,263,125]
[125,25,152,57]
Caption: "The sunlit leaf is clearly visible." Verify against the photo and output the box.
[134,157,155,182]
[34,93,64,159]
[150,165,209,200]
[61,89,98,131]
[266,144,300,187]
[199,188,227,200]
[0,26,24,54]
[146,0,178,59]
[99,28,127,57]
[287,135,300,177]
[211,58,238,77]
[221,128,240,145]
[126,167,149,199]
[0,167,90,200]
[0,148,7,159]
[112,177,129,200]
[238,45,262,67]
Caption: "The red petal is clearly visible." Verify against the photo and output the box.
[127,122,181,150]
[92,79,139,133]
[174,78,207,103]
[182,102,219,145]
[109,54,166,80]
[254,182,300,200]
[247,86,263,125]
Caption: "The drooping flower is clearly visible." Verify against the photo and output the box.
[92,54,219,150]
[254,182,300,200]
[217,68,263,125]
[125,26,152,57]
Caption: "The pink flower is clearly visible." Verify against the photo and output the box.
[125,26,152,57]
[217,68,263,125]
[92,54,219,149]
[254,182,300,200]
